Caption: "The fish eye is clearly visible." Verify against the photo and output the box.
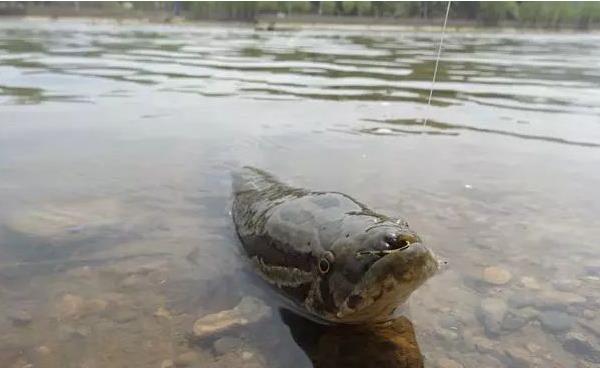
[319,251,335,274]
[384,234,411,250]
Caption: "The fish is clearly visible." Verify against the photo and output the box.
[231,167,439,324]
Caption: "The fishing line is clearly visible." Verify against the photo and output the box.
[424,1,451,126]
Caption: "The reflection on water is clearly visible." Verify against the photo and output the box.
[281,309,423,368]
[1,19,600,368]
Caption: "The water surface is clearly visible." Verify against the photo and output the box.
[1,19,600,368]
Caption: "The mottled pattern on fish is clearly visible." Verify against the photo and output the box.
[232,167,438,324]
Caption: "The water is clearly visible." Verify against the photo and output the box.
[1,19,600,367]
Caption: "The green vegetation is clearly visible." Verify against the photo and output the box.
[183,1,600,28]
[10,1,600,29]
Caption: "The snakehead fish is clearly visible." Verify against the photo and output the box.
[232,167,439,324]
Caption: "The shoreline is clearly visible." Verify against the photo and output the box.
[2,15,599,34]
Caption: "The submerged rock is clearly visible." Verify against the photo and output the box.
[503,346,535,368]
[57,294,108,320]
[501,311,530,332]
[482,266,512,285]
[192,296,271,339]
[538,311,574,333]
[174,351,199,367]
[561,332,600,363]
[477,298,507,337]
[508,290,586,311]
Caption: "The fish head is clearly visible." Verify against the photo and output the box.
[314,222,439,324]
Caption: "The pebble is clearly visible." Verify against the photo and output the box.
[241,351,254,360]
[58,294,85,320]
[36,346,52,355]
[437,358,464,368]
[477,297,507,337]
[154,307,172,320]
[520,276,541,290]
[471,336,498,355]
[483,266,512,285]
[213,337,243,355]
[562,332,600,363]
[538,311,574,333]
[503,346,534,368]
[436,329,459,342]
[174,351,198,367]
[160,359,175,368]
[192,296,271,338]
[8,310,32,326]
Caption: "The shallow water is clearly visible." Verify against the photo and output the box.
[1,19,600,368]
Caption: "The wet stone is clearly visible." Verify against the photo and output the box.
[562,332,600,364]
[8,310,32,326]
[538,311,574,333]
[503,346,534,368]
[192,296,271,339]
[477,297,507,337]
[483,266,512,285]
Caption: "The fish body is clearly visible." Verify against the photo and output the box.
[232,167,438,324]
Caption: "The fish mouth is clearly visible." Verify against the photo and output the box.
[336,243,438,323]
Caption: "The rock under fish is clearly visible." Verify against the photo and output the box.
[231,167,439,324]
